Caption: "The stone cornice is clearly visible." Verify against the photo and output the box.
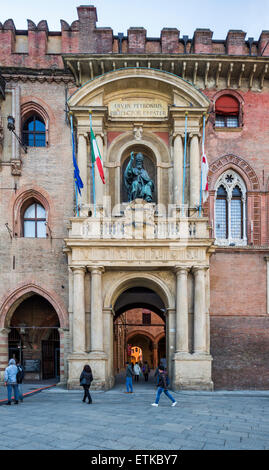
[2,68,74,84]
[63,54,269,90]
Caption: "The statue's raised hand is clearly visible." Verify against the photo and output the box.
[130,151,134,162]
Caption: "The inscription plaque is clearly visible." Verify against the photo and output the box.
[109,99,168,118]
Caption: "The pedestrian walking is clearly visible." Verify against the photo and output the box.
[142,361,150,382]
[80,364,93,404]
[16,360,24,402]
[151,365,177,407]
[125,361,134,393]
[4,358,19,405]
[134,362,141,382]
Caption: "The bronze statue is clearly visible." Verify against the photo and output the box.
[124,152,154,202]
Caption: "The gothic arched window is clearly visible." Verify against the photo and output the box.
[22,114,46,147]
[215,170,247,246]
[23,202,47,238]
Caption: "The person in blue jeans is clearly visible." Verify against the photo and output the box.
[4,358,19,405]
[151,365,177,407]
[125,361,134,393]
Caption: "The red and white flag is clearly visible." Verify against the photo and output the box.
[201,153,209,203]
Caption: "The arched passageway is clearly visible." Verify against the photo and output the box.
[113,286,166,385]
[0,288,68,384]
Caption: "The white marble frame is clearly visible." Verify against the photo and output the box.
[214,169,247,246]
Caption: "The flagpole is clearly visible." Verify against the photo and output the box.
[199,113,206,217]
[89,112,96,217]
[182,112,188,216]
[70,113,79,217]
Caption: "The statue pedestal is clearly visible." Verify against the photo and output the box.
[124,199,155,239]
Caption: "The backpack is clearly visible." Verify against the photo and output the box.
[16,366,23,383]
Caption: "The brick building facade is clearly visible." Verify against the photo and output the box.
[0,5,269,389]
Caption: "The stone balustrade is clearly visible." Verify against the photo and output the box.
[68,210,210,241]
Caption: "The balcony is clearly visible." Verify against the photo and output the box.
[67,202,211,241]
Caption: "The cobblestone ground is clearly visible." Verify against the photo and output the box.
[1,382,269,450]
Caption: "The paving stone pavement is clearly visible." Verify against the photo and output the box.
[1,382,269,450]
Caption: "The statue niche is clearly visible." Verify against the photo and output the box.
[122,151,156,203]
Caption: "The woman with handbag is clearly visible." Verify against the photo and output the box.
[80,364,93,404]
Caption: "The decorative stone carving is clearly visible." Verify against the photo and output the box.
[133,126,143,140]
[11,159,22,176]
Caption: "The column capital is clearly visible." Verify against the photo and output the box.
[70,266,86,274]
[87,265,105,274]
[58,327,69,333]
[189,131,201,140]
[192,265,209,274]
[77,129,89,138]
[172,132,185,141]
[95,132,105,140]
[0,328,11,336]
[174,265,190,275]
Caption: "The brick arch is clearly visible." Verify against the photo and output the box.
[212,89,244,107]
[0,282,68,329]
[10,185,54,238]
[126,329,156,344]
[21,96,55,146]
[208,154,260,191]
[156,332,166,345]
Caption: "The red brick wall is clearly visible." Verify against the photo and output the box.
[210,251,269,388]
[210,251,266,316]
[211,316,269,389]
[1,6,269,70]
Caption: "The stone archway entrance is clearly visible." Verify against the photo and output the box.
[0,285,68,384]
[112,284,168,385]
[8,295,60,381]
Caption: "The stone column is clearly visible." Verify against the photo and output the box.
[175,267,190,354]
[89,266,105,353]
[95,133,104,208]
[58,328,69,384]
[0,328,10,383]
[88,266,107,389]
[153,343,158,368]
[77,132,88,206]
[103,308,114,388]
[72,267,86,354]
[189,133,200,209]
[193,266,208,354]
[173,134,184,206]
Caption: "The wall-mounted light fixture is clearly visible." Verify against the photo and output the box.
[7,115,27,154]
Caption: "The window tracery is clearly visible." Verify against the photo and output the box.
[215,170,247,246]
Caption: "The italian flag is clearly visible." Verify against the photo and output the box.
[201,153,209,203]
[90,115,105,184]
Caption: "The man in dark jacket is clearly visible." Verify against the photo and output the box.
[151,365,177,407]
[125,362,134,393]
[16,361,24,402]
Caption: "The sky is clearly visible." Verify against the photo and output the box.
[1,0,269,40]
